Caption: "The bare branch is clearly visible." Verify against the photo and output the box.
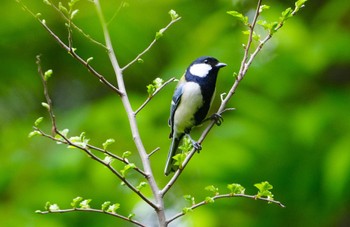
[47,0,107,49]
[18,1,122,96]
[135,77,175,115]
[148,147,160,158]
[121,17,181,72]
[168,193,285,224]
[37,208,146,227]
[36,55,57,135]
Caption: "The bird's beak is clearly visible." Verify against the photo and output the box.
[215,62,227,68]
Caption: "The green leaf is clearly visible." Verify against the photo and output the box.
[227,183,245,194]
[103,138,115,150]
[182,207,192,214]
[103,156,114,165]
[184,195,195,205]
[43,0,51,6]
[259,4,270,13]
[28,130,41,138]
[60,129,69,137]
[153,77,164,89]
[227,11,249,25]
[137,58,144,63]
[41,102,50,110]
[68,0,81,9]
[101,201,111,211]
[122,151,132,158]
[147,84,156,97]
[172,153,186,168]
[178,137,192,152]
[55,129,69,144]
[205,185,219,195]
[120,163,136,177]
[107,203,120,213]
[68,132,89,148]
[169,9,179,20]
[295,0,307,10]
[79,199,91,209]
[46,202,60,212]
[155,30,164,40]
[44,69,53,81]
[86,57,93,64]
[71,196,83,208]
[205,196,215,204]
[34,117,44,126]
[280,7,293,22]
[45,201,51,211]
[136,182,147,191]
[128,213,135,219]
[254,181,274,199]
[70,9,79,19]
[252,31,260,41]
[242,30,250,36]
[58,2,69,15]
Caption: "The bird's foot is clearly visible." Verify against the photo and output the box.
[192,141,202,152]
[210,113,223,126]
[186,134,202,152]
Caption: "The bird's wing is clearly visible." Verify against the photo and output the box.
[168,76,186,138]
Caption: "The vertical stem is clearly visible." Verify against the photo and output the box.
[94,1,166,226]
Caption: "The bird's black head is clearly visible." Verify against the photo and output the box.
[186,56,226,81]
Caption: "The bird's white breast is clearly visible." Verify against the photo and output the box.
[174,82,202,133]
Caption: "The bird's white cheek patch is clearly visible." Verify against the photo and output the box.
[189,63,212,78]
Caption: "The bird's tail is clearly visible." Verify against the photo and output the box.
[164,134,184,176]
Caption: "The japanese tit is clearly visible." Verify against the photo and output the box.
[165,56,226,176]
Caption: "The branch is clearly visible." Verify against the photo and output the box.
[37,208,146,227]
[35,57,157,210]
[121,17,181,71]
[135,77,175,115]
[36,55,57,135]
[167,193,285,224]
[93,0,166,224]
[46,0,108,49]
[18,1,122,96]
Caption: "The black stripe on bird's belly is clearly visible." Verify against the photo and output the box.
[194,80,217,126]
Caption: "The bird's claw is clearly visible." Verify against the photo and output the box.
[210,113,223,126]
[192,141,202,152]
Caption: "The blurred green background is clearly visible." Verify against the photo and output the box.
[1,0,350,226]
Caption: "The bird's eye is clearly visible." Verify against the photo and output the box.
[204,59,208,63]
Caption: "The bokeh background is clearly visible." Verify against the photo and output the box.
[1,0,350,226]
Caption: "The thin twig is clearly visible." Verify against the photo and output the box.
[135,77,175,115]
[121,17,181,71]
[86,143,147,177]
[18,1,122,96]
[47,0,107,49]
[106,0,126,26]
[36,55,57,135]
[148,147,160,158]
[167,193,285,224]
[37,208,146,227]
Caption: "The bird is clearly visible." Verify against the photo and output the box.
[164,56,226,176]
